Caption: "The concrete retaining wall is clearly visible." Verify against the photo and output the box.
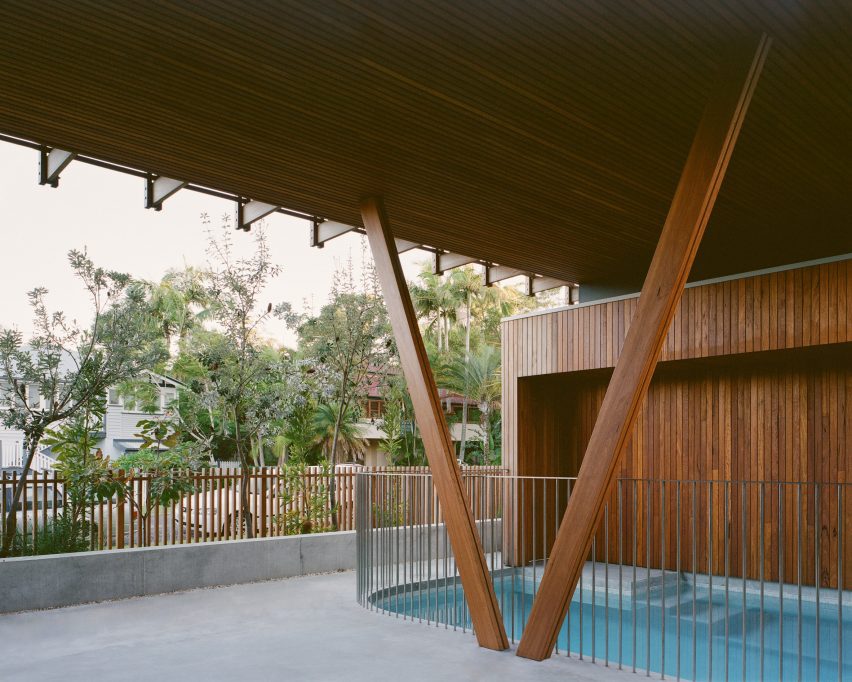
[0,531,355,614]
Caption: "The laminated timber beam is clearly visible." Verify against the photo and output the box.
[145,174,186,211]
[361,196,509,652]
[237,199,278,231]
[309,219,423,254]
[434,251,478,275]
[524,276,572,296]
[311,220,359,247]
[516,35,771,661]
[484,264,525,286]
[38,147,75,187]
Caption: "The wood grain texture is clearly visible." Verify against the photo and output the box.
[0,4,850,287]
[516,36,770,660]
[503,258,852,472]
[360,197,508,651]
[514,347,852,588]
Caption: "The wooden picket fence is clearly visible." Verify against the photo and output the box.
[0,465,505,554]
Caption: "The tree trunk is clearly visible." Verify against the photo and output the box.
[327,402,346,531]
[459,292,472,463]
[480,408,490,464]
[234,415,254,539]
[1,437,39,557]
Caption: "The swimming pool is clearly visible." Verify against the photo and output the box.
[372,569,852,681]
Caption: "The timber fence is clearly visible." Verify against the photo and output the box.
[0,465,505,554]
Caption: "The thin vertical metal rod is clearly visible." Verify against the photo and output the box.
[692,481,697,681]
[521,478,527,642]
[646,480,650,677]
[814,484,820,682]
[554,478,560,656]
[618,481,624,671]
[741,482,747,682]
[759,482,765,682]
[510,477,516,644]
[724,481,730,682]
[633,480,638,673]
[837,484,843,682]
[676,481,681,682]
[797,483,802,681]
[592,533,597,664]
[661,481,666,680]
[605,500,610,667]
[779,482,784,682]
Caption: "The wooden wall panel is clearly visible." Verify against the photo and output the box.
[515,349,852,586]
[502,258,852,471]
[502,259,852,585]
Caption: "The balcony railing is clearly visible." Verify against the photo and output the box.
[355,472,852,681]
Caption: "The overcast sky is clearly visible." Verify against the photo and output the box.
[0,140,430,347]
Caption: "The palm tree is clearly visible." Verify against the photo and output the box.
[447,267,483,460]
[443,345,501,463]
[146,267,213,355]
[410,265,461,353]
[312,402,364,463]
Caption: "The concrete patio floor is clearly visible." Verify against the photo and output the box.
[0,571,630,681]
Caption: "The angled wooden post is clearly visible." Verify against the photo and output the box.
[516,35,771,661]
[361,197,509,651]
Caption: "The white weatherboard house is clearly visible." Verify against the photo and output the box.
[0,368,182,470]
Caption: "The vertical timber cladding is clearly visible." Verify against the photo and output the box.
[501,258,852,584]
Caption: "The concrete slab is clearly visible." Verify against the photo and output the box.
[0,570,630,682]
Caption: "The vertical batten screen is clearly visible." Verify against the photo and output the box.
[356,472,852,681]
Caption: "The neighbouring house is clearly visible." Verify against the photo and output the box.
[0,369,183,470]
[357,381,484,467]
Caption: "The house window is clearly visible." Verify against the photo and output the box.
[364,399,384,419]
[161,388,176,409]
[108,388,120,405]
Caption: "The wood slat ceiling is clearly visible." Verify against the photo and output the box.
[0,1,850,288]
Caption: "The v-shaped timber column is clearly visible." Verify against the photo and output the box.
[361,197,510,651]
[516,35,772,661]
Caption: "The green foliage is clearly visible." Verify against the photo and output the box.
[114,419,204,512]
[44,407,121,527]
[0,513,95,557]
[292,251,390,467]
[275,460,335,535]
[312,402,363,462]
[377,374,426,466]
[0,249,166,556]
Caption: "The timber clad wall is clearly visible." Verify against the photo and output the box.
[501,259,852,586]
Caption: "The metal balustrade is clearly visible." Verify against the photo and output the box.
[356,472,852,681]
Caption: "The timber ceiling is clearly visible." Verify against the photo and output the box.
[0,1,850,288]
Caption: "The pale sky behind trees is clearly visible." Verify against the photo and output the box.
[0,140,428,347]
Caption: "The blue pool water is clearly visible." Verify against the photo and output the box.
[374,571,852,681]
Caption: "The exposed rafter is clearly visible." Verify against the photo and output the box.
[433,251,477,275]
[311,220,360,248]
[394,238,421,254]
[237,199,278,231]
[144,174,186,211]
[38,147,75,187]
[524,276,573,296]
[484,264,525,286]
[308,220,427,257]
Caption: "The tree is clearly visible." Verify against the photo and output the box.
[293,249,391,528]
[112,418,204,546]
[172,217,296,537]
[42,403,115,548]
[144,266,212,356]
[0,250,165,557]
[377,373,426,466]
[443,344,502,464]
[312,402,363,463]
